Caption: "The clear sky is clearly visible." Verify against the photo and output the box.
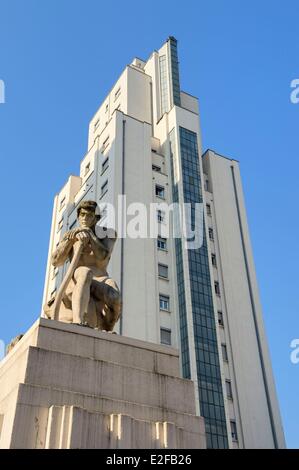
[0,0,298,448]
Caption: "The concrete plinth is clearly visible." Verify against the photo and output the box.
[0,318,206,449]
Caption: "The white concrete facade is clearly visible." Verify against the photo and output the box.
[42,37,285,449]
[202,150,285,448]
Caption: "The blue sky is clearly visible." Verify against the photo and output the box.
[0,0,298,448]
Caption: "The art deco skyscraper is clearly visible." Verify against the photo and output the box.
[42,37,285,449]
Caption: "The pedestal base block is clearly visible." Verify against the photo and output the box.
[0,318,206,449]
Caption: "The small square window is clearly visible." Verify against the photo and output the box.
[211,253,217,267]
[214,281,220,296]
[94,119,100,131]
[209,228,214,240]
[158,264,168,279]
[206,204,211,216]
[155,185,165,198]
[160,328,171,345]
[50,288,57,298]
[57,219,63,232]
[101,180,108,197]
[59,196,66,211]
[221,343,228,362]
[226,380,233,399]
[152,164,161,172]
[157,237,167,250]
[85,162,90,176]
[114,87,121,101]
[102,157,109,174]
[52,267,59,280]
[157,210,165,223]
[102,136,109,153]
[230,421,238,441]
[218,311,224,327]
[159,294,169,311]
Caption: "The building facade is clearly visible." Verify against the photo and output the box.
[42,37,285,449]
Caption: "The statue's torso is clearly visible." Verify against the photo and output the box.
[69,244,110,277]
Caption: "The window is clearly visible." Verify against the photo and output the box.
[206,204,211,216]
[160,328,171,345]
[211,253,217,267]
[155,185,165,199]
[218,311,224,327]
[214,281,220,296]
[226,380,233,399]
[52,267,58,280]
[159,294,169,311]
[101,180,108,197]
[157,210,165,223]
[102,136,109,153]
[152,164,161,172]
[208,228,214,240]
[159,55,168,115]
[94,119,100,130]
[57,218,63,232]
[205,179,209,191]
[50,288,57,298]
[158,264,168,279]
[221,343,228,362]
[105,103,109,113]
[59,196,66,211]
[230,421,238,441]
[102,157,109,174]
[114,87,121,101]
[176,126,228,447]
[69,220,77,230]
[157,237,167,250]
[84,162,90,176]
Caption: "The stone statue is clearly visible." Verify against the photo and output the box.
[44,200,121,332]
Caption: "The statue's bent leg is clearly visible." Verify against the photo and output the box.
[86,297,97,328]
[72,266,94,324]
[91,278,122,331]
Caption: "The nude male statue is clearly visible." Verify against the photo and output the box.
[45,200,121,331]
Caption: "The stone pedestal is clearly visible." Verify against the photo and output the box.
[0,318,206,449]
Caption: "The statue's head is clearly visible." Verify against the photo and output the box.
[77,200,100,229]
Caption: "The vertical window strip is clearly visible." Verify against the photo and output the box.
[159,55,169,115]
[179,126,228,449]
[169,37,181,107]
[169,128,191,379]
